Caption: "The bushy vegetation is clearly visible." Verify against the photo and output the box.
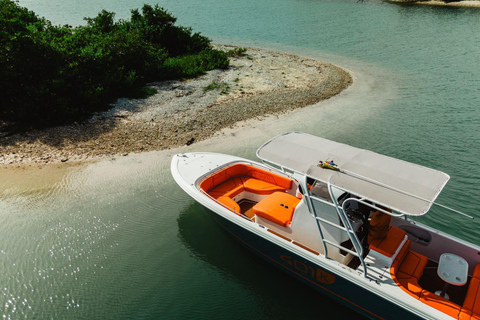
[0,0,229,129]
[227,47,247,57]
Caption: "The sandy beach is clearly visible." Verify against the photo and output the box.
[0,45,351,168]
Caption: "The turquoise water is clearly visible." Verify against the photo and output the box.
[4,0,480,318]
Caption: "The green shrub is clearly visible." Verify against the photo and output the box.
[0,1,230,130]
[200,49,230,70]
[164,55,206,79]
[227,47,247,57]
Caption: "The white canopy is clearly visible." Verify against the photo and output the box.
[256,132,450,216]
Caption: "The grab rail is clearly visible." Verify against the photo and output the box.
[302,178,330,259]
[329,183,368,278]
[322,239,361,257]
[260,160,368,274]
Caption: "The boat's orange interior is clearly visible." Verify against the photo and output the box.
[370,226,480,319]
[199,163,298,225]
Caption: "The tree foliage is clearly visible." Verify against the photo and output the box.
[0,1,229,129]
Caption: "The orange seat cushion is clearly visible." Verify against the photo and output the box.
[420,290,461,318]
[199,168,232,192]
[391,240,424,298]
[209,177,245,199]
[462,265,480,320]
[398,277,423,297]
[243,167,292,190]
[369,226,406,257]
[217,196,240,212]
[397,251,429,281]
[253,192,300,227]
[199,163,293,198]
[243,177,286,195]
[459,310,480,320]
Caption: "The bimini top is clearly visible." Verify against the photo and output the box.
[256,132,450,216]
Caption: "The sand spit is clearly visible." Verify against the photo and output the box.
[0,45,352,167]
[389,0,480,7]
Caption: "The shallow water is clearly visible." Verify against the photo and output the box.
[5,0,480,318]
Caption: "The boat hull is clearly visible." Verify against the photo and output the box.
[171,152,445,320]
[203,207,424,320]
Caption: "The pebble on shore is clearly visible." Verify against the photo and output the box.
[0,45,352,167]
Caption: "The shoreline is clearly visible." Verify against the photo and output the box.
[0,45,352,168]
[388,0,480,7]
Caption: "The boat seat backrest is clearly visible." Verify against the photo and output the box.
[242,178,286,195]
[419,290,461,319]
[208,178,245,199]
[199,164,292,197]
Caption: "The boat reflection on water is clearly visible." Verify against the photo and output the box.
[176,201,364,319]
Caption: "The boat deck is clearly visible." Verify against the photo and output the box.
[238,199,256,219]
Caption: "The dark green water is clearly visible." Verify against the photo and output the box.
[4,0,480,318]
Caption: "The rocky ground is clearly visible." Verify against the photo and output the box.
[0,45,352,167]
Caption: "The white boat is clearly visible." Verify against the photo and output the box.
[171,132,480,320]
